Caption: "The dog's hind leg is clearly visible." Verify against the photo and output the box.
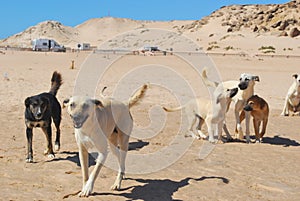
[41,126,55,159]
[260,118,268,141]
[186,115,200,139]
[196,117,207,139]
[26,127,34,163]
[53,117,61,151]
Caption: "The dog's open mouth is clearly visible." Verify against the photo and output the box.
[72,115,89,129]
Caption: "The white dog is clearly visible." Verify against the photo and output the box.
[281,74,300,116]
[63,84,148,197]
[202,68,260,143]
[163,85,238,143]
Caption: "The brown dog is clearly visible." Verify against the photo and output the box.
[239,95,269,143]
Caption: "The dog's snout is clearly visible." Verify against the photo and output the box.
[244,105,253,112]
[238,82,248,90]
[36,112,42,117]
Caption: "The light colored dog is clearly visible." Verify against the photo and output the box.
[240,95,269,143]
[63,84,148,197]
[202,68,260,143]
[281,74,300,116]
[163,85,238,143]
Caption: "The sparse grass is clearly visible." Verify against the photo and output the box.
[259,46,276,53]
[259,46,275,50]
[207,45,220,51]
[224,46,234,51]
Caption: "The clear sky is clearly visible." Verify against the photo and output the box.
[0,0,289,39]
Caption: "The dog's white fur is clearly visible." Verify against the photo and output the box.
[64,84,148,197]
[202,68,260,143]
[163,85,238,143]
[281,74,300,116]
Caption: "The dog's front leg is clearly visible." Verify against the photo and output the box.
[222,121,232,141]
[78,143,89,197]
[235,106,244,140]
[26,127,33,163]
[245,111,251,143]
[79,151,107,197]
[41,126,55,159]
[281,95,290,116]
[208,122,216,143]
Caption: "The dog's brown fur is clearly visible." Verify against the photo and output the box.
[239,95,269,142]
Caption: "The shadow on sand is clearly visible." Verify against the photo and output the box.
[92,176,229,201]
[262,135,300,147]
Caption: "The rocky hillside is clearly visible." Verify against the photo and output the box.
[0,0,299,48]
[180,0,300,37]
[0,21,78,48]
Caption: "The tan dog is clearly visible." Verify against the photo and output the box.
[281,74,300,116]
[163,85,238,143]
[63,84,148,197]
[202,68,260,143]
[240,95,269,143]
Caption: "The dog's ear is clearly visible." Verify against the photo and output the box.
[292,74,298,79]
[25,97,31,107]
[41,97,50,106]
[254,76,260,82]
[92,99,103,107]
[63,98,69,109]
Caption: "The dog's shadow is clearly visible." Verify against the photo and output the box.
[262,135,300,147]
[128,140,149,151]
[53,140,150,166]
[52,151,96,167]
[92,176,229,201]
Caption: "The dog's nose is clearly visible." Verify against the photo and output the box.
[36,112,42,118]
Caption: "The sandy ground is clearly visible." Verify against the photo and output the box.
[0,50,299,201]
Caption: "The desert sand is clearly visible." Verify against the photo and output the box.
[0,49,299,201]
[0,1,300,200]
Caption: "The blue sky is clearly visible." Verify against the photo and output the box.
[0,0,288,39]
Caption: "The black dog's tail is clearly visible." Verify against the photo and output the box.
[49,71,62,96]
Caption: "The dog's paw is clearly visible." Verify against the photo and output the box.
[197,130,207,139]
[26,158,33,163]
[110,184,121,191]
[47,154,55,159]
[54,144,60,152]
[78,181,94,197]
[238,130,244,140]
[280,112,288,116]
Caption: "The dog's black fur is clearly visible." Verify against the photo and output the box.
[24,71,62,163]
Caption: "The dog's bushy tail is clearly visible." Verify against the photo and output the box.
[49,71,62,96]
[201,67,218,88]
[128,83,149,108]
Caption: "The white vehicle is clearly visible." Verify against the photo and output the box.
[77,43,91,50]
[32,39,66,52]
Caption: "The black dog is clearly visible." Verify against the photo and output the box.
[24,71,62,163]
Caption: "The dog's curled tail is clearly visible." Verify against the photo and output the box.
[162,106,183,112]
[49,71,62,96]
[128,83,149,108]
[201,67,218,88]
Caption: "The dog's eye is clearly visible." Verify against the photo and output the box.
[245,78,250,81]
